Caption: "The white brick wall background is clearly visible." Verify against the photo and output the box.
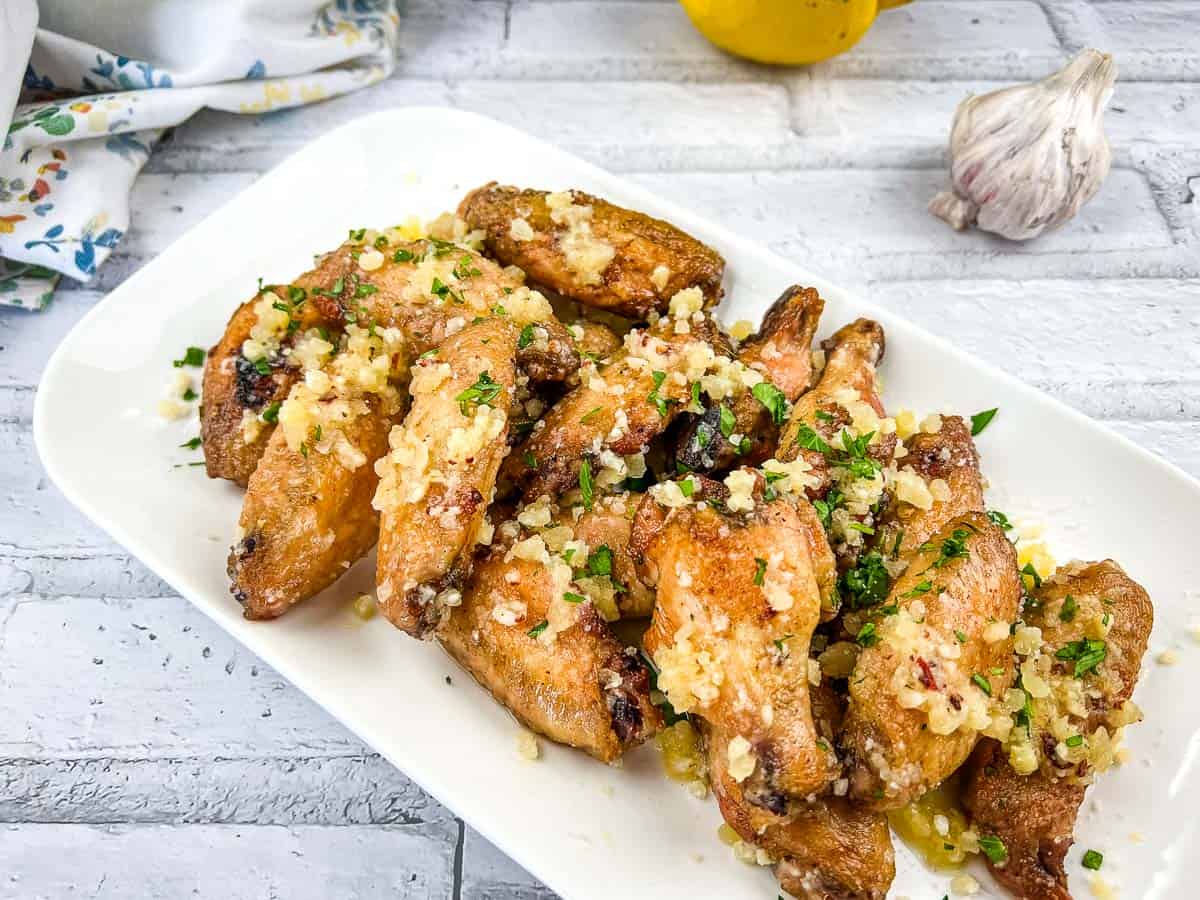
[1,1,1197,896]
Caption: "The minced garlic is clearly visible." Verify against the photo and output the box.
[515,729,540,761]
[546,190,615,286]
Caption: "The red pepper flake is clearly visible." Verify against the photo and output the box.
[916,656,939,690]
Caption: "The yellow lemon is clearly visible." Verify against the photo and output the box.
[680,0,910,66]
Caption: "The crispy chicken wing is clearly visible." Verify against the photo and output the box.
[458,183,725,319]
[841,512,1021,809]
[709,684,895,900]
[438,514,661,762]
[203,236,575,485]
[374,318,519,637]
[503,314,732,499]
[676,285,825,474]
[635,477,839,813]
[873,414,984,563]
[230,394,398,620]
[962,559,1153,900]
[777,319,895,497]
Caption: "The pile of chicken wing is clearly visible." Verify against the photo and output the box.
[200,183,1153,900]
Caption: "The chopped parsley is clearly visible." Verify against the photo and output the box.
[182,387,197,402]
[646,370,674,418]
[260,401,281,424]
[173,346,206,368]
[856,621,880,648]
[1056,637,1107,678]
[814,409,834,422]
[773,634,793,653]
[179,437,202,450]
[455,371,502,415]
[753,557,767,586]
[393,248,415,263]
[925,527,972,569]
[679,477,696,498]
[563,591,586,604]
[794,423,832,454]
[972,673,993,696]
[987,509,1013,530]
[812,488,843,530]
[522,451,538,469]
[354,282,378,298]
[1081,849,1103,871]
[527,620,549,638]
[955,629,968,643]
[1059,594,1078,622]
[1020,562,1043,590]
[517,323,535,350]
[587,545,614,578]
[579,458,594,510]
[840,551,890,609]
[1065,734,1084,748]
[978,835,1008,865]
[718,405,736,438]
[970,407,998,436]
[751,382,787,425]
[580,406,603,424]
[902,580,933,598]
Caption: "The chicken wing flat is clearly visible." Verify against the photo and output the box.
[231,391,399,620]
[841,512,1021,809]
[873,414,984,563]
[961,559,1152,900]
[203,232,575,485]
[374,318,519,637]
[635,476,839,813]
[502,308,734,499]
[438,512,661,762]
[675,285,824,474]
[458,183,725,319]
[709,683,895,900]
[201,260,352,486]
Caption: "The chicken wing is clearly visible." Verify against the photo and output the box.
[230,390,400,620]
[374,318,519,637]
[438,510,662,762]
[203,234,575,485]
[675,285,824,474]
[458,183,725,319]
[873,414,984,563]
[777,319,895,489]
[502,312,733,499]
[841,512,1021,809]
[635,475,839,813]
[709,682,895,900]
[556,495,655,618]
[961,559,1152,900]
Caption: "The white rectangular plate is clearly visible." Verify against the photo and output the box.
[35,108,1200,899]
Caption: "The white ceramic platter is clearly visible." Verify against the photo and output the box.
[34,108,1200,899]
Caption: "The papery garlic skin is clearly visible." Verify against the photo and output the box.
[929,49,1116,241]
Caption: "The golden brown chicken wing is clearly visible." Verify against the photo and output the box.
[503,312,733,499]
[708,683,895,900]
[374,318,519,637]
[961,559,1153,900]
[458,183,725,319]
[873,414,984,563]
[841,512,1021,809]
[203,234,575,486]
[230,393,399,620]
[777,319,895,492]
[675,285,824,474]
[438,512,661,762]
[635,475,839,813]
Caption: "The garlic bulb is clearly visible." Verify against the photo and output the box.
[929,49,1117,241]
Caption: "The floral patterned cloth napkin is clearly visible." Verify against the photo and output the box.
[0,0,399,310]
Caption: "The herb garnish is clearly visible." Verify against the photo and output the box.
[173,347,206,368]
[579,459,594,510]
[1056,637,1107,678]
[753,557,767,586]
[752,382,788,425]
[970,407,998,436]
[455,371,502,416]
